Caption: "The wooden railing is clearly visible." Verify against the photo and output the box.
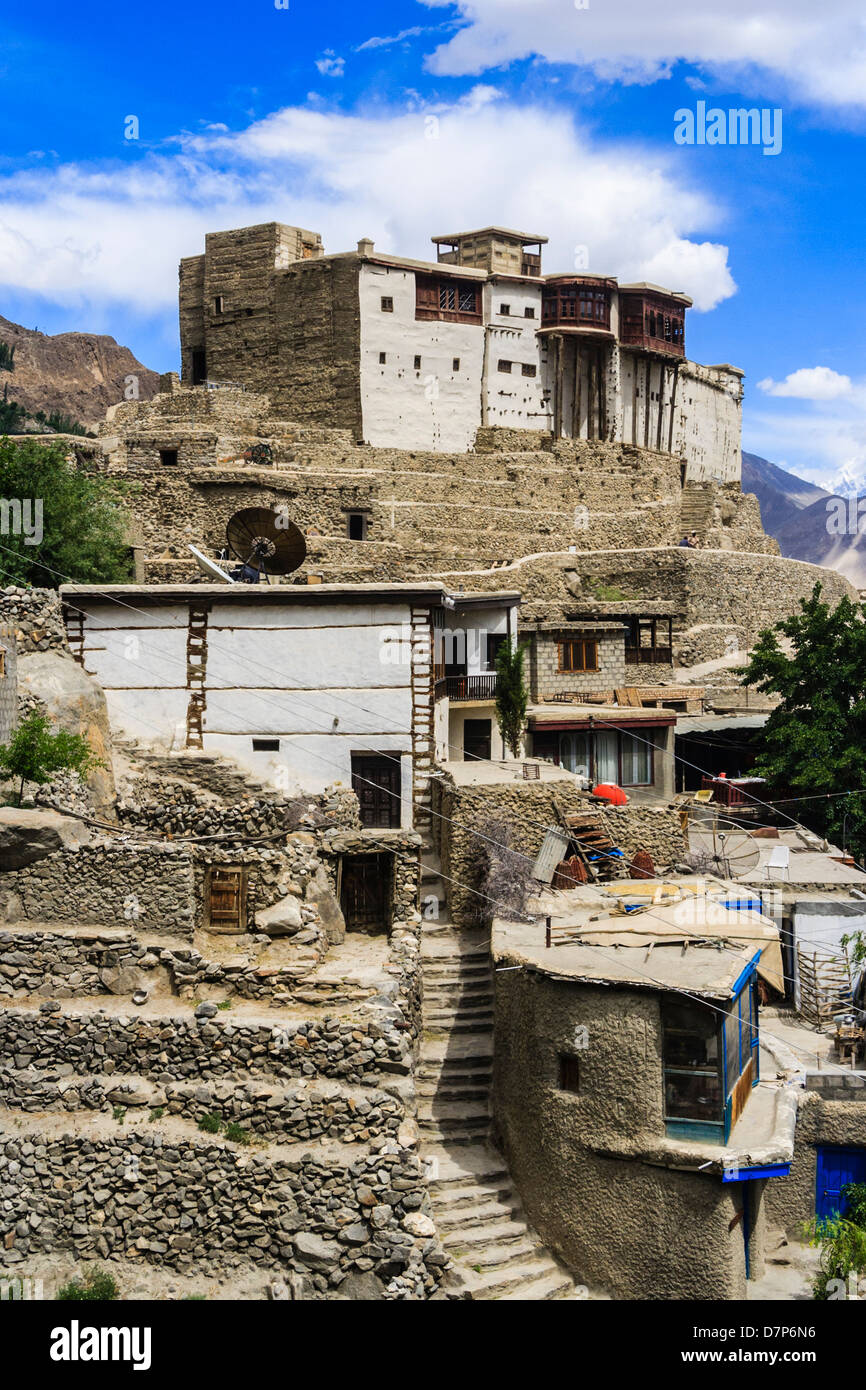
[625,647,673,665]
[443,674,498,701]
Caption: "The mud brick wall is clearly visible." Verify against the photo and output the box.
[765,1084,866,1235]
[272,257,363,435]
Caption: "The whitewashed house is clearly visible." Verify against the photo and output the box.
[61,582,519,829]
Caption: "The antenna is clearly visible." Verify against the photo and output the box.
[225,507,307,584]
[690,816,761,879]
[188,545,235,583]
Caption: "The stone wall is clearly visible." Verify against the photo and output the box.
[3,843,196,937]
[0,587,67,654]
[0,623,16,746]
[0,1000,413,1085]
[432,773,686,925]
[0,1127,448,1298]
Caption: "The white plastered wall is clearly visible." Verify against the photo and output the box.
[358,264,484,451]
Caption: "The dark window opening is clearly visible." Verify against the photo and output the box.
[558,1054,581,1094]
[252,738,280,752]
[524,306,536,318]
[521,363,537,378]
[413,355,422,371]
[500,302,511,315]
[415,274,482,324]
[464,719,492,762]
[378,351,387,364]
[485,632,508,671]
[381,296,394,312]
[213,295,224,314]
[191,349,207,386]
[159,449,178,467]
[452,357,461,372]
[347,511,368,541]
[498,359,513,373]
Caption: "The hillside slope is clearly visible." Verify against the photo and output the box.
[0,315,160,430]
[742,450,866,588]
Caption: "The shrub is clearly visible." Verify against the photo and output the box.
[56,1268,119,1301]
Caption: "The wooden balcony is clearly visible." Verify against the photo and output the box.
[440,673,498,701]
[625,646,673,665]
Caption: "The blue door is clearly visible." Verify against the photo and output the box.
[815,1146,866,1219]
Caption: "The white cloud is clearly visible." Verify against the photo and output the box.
[758,366,853,399]
[0,89,735,322]
[315,51,345,78]
[420,0,866,111]
[745,378,866,484]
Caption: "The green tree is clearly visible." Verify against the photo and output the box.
[494,639,529,759]
[807,1183,866,1299]
[739,584,866,855]
[0,437,134,586]
[0,711,100,806]
[0,342,15,372]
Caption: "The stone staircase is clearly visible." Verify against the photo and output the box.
[679,484,715,543]
[417,843,585,1300]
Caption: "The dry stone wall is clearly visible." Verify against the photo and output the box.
[432,773,686,925]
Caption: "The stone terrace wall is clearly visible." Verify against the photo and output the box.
[432,773,686,925]
[0,1128,448,1297]
[0,1001,413,1084]
[3,843,196,937]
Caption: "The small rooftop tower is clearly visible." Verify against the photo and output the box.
[431,226,548,277]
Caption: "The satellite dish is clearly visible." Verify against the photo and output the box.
[225,507,307,581]
[691,817,761,879]
[188,545,235,583]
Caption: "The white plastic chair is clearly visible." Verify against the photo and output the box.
[764,845,790,879]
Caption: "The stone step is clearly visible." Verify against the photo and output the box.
[416,1081,489,1103]
[499,1271,577,1300]
[454,1234,540,1271]
[442,1219,531,1252]
[435,1195,519,1226]
[464,1257,567,1299]
[417,1097,489,1121]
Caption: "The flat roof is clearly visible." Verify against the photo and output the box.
[529,702,677,728]
[60,581,520,608]
[618,281,693,307]
[432,226,548,245]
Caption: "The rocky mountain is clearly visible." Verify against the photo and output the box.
[0,314,160,431]
[742,450,866,589]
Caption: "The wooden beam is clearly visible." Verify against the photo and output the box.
[656,361,665,452]
[572,341,581,439]
[667,360,680,454]
[643,357,651,449]
[597,347,605,441]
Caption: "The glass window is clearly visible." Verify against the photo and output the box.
[558,732,590,778]
[663,999,723,1124]
[620,731,652,786]
[594,729,618,784]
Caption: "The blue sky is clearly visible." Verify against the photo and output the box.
[1,0,865,484]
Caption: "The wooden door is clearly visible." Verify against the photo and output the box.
[340,855,389,934]
[205,866,247,933]
[351,754,401,828]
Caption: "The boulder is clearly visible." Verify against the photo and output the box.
[304,865,346,945]
[255,894,303,937]
[292,1232,341,1271]
[0,807,92,869]
[16,651,115,814]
